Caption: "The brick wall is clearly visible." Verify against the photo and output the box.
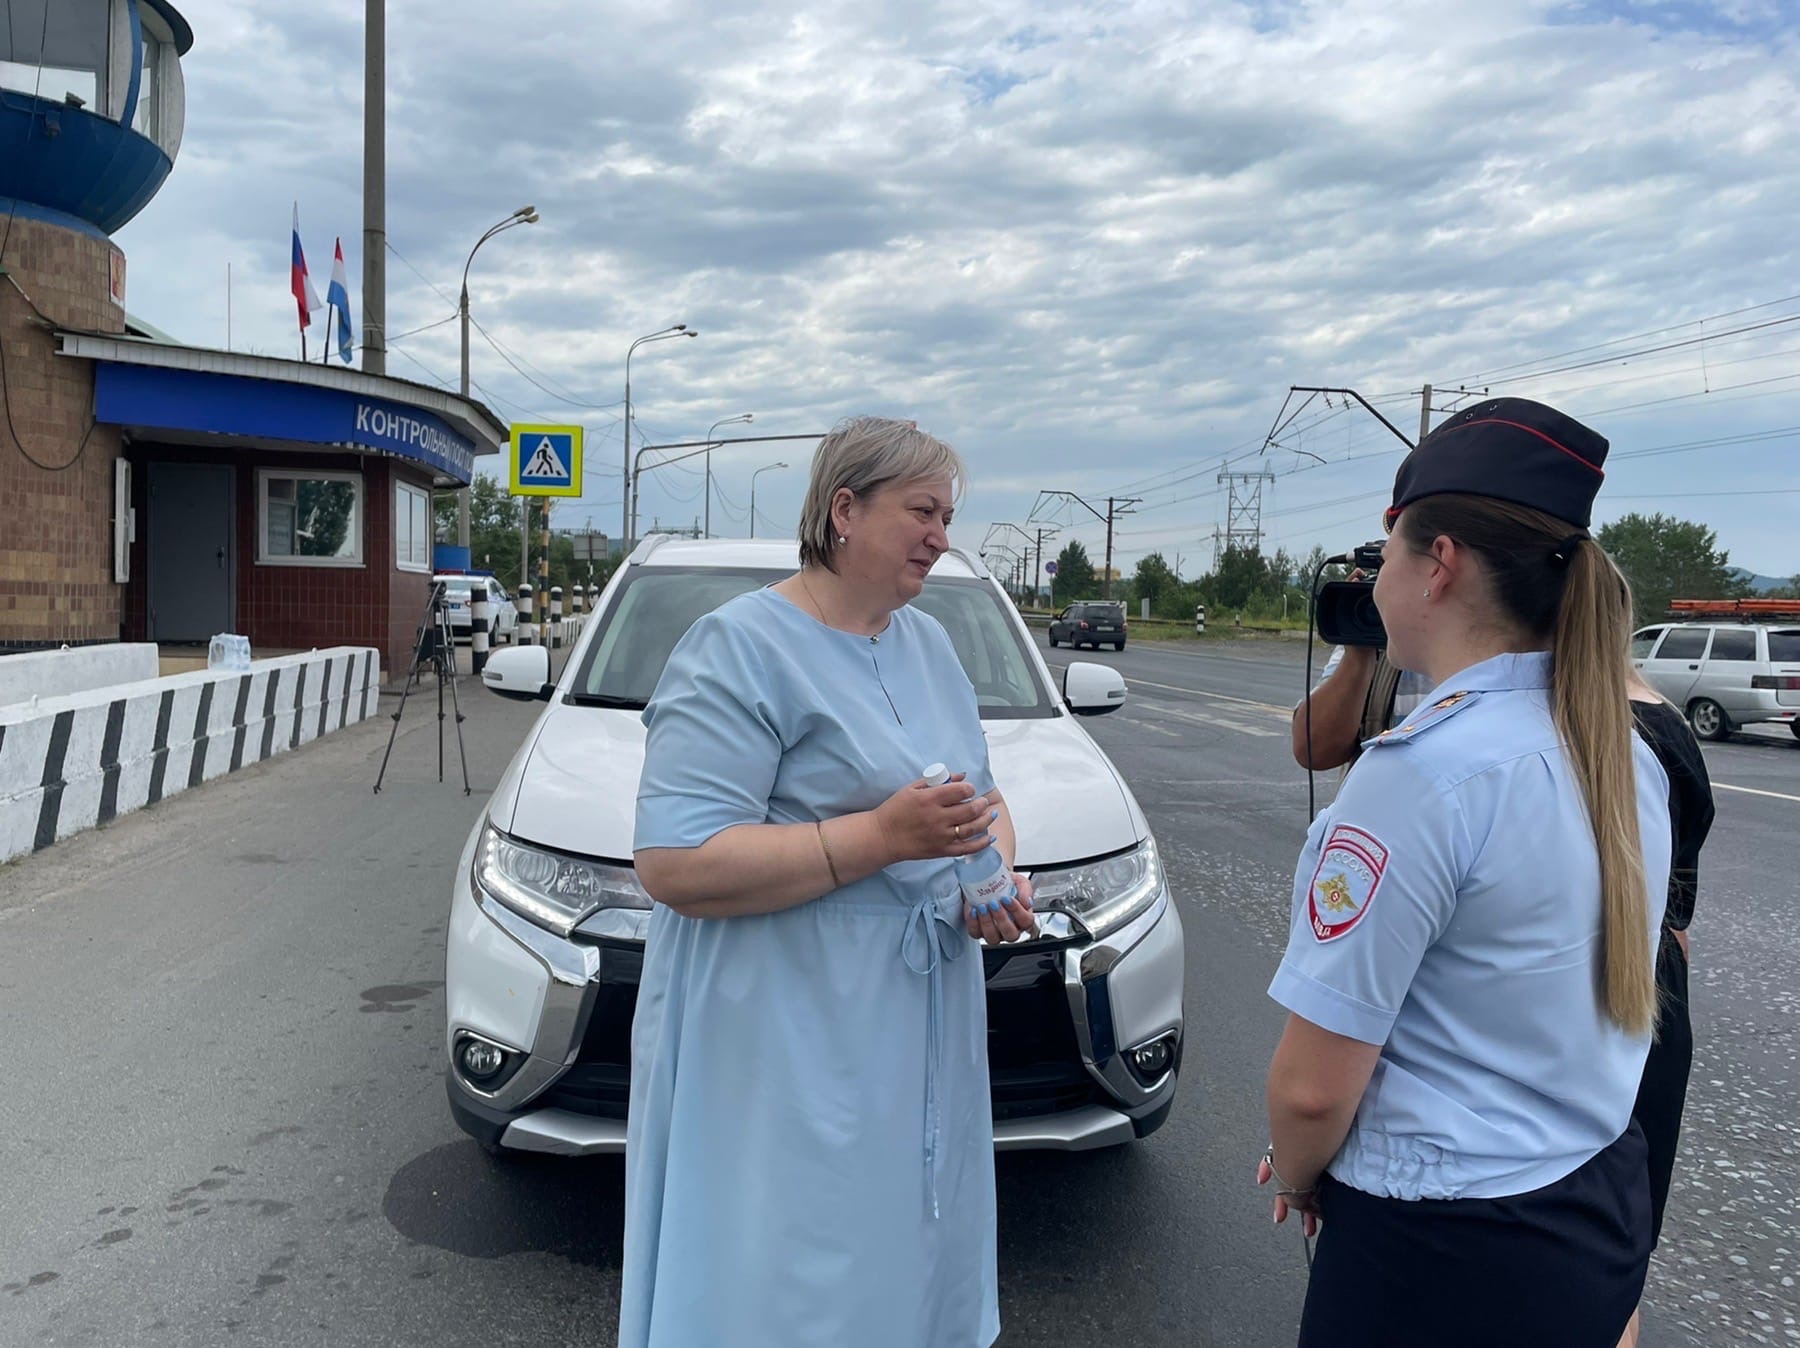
[121,442,433,676]
[0,216,127,648]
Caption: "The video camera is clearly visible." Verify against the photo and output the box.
[1315,542,1388,648]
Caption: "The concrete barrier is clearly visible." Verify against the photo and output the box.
[0,646,379,865]
[0,643,161,708]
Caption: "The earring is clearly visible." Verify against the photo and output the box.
[837,535,847,545]
[1423,589,1432,598]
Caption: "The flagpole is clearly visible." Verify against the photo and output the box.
[321,303,331,364]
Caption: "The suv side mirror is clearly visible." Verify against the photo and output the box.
[1063,661,1127,716]
[482,645,553,701]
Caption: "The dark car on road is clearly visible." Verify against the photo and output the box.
[1049,601,1127,651]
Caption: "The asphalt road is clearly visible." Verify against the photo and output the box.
[1,638,1794,1347]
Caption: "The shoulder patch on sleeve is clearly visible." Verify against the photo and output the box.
[1307,824,1389,942]
[1365,688,1482,748]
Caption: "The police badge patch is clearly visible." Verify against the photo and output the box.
[1308,824,1389,942]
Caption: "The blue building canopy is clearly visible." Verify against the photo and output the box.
[61,333,505,486]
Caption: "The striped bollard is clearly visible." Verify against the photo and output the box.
[517,583,534,646]
[471,590,490,675]
[551,586,564,649]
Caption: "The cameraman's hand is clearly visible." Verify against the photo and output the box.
[874,772,997,864]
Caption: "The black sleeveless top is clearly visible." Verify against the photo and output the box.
[1630,700,1715,931]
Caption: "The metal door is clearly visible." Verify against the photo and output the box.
[148,463,234,641]
[1693,625,1758,718]
[1640,625,1711,706]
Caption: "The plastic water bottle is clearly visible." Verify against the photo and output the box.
[922,763,1017,915]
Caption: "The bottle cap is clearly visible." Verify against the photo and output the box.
[920,763,950,787]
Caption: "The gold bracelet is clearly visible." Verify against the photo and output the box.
[817,820,844,890]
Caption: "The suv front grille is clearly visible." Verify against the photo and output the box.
[982,944,1103,1119]
[540,937,1097,1122]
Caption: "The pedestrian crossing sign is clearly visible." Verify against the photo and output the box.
[509,424,583,497]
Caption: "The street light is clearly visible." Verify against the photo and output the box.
[702,413,753,538]
[458,204,538,549]
[749,461,788,539]
[624,325,698,548]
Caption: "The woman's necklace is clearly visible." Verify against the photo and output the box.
[799,570,882,643]
[797,570,832,628]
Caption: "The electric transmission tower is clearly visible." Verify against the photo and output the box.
[1217,467,1275,559]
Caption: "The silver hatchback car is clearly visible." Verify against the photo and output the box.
[1631,619,1800,741]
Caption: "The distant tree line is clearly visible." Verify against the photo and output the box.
[1029,511,1793,631]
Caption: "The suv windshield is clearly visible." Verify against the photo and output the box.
[570,568,1053,717]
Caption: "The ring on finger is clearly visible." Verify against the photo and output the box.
[953,823,962,840]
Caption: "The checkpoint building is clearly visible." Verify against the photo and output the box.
[1,0,505,677]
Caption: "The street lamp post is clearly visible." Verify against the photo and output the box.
[702,413,753,538]
[749,461,788,539]
[623,325,698,549]
[458,205,538,550]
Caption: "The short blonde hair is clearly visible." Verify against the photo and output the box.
[797,417,966,571]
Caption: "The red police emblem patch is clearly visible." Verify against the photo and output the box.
[1308,824,1389,942]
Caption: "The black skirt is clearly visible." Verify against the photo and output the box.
[1633,928,1694,1246]
[1296,1123,1650,1348]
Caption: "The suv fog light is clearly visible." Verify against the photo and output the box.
[1126,1033,1177,1085]
[458,1036,510,1082]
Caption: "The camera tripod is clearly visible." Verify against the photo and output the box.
[374,581,471,795]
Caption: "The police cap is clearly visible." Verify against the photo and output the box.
[1386,397,1609,531]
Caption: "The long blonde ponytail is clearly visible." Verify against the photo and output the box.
[1551,541,1654,1035]
[1399,496,1654,1034]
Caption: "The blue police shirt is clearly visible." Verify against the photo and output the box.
[1269,651,1672,1200]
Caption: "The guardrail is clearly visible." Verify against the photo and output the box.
[0,646,380,865]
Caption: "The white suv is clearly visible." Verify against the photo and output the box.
[444,538,1185,1157]
[1632,621,1800,741]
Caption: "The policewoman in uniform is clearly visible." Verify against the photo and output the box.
[1258,398,1674,1348]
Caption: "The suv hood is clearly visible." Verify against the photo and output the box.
[491,704,1142,870]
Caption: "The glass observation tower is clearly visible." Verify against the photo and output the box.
[0,0,192,236]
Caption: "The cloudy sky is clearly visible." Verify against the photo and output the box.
[116,0,1800,580]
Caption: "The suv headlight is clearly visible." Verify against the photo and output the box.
[1031,838,1164,937]
[472,824,651,937]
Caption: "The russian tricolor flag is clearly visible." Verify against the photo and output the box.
[327,238,354,363]
[291,204,321,331]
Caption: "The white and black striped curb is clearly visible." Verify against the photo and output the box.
[0,647,380,865]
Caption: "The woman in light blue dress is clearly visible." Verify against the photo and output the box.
[621,417,1036,1348]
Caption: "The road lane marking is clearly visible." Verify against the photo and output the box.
[1046,661,1292,718]
[1713,781,1800,804]
[1143,703,1282,738]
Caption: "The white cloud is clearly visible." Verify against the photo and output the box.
[111,0,1800,573]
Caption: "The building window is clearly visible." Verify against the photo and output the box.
[132,32,160,140]
[396,481,431,572]
[258,470,363,566]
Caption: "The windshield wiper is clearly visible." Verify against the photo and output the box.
[565,692,648,710]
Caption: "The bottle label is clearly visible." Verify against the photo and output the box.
[961,867,1014,908]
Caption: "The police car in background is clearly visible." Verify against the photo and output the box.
[432,574,518,646]
[442,538,1185,1158]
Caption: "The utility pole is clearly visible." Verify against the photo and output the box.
[360,0,385,375]
[1420,382,1433,443]
[1104,498,1119,601]
[1026,492,1138,601]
